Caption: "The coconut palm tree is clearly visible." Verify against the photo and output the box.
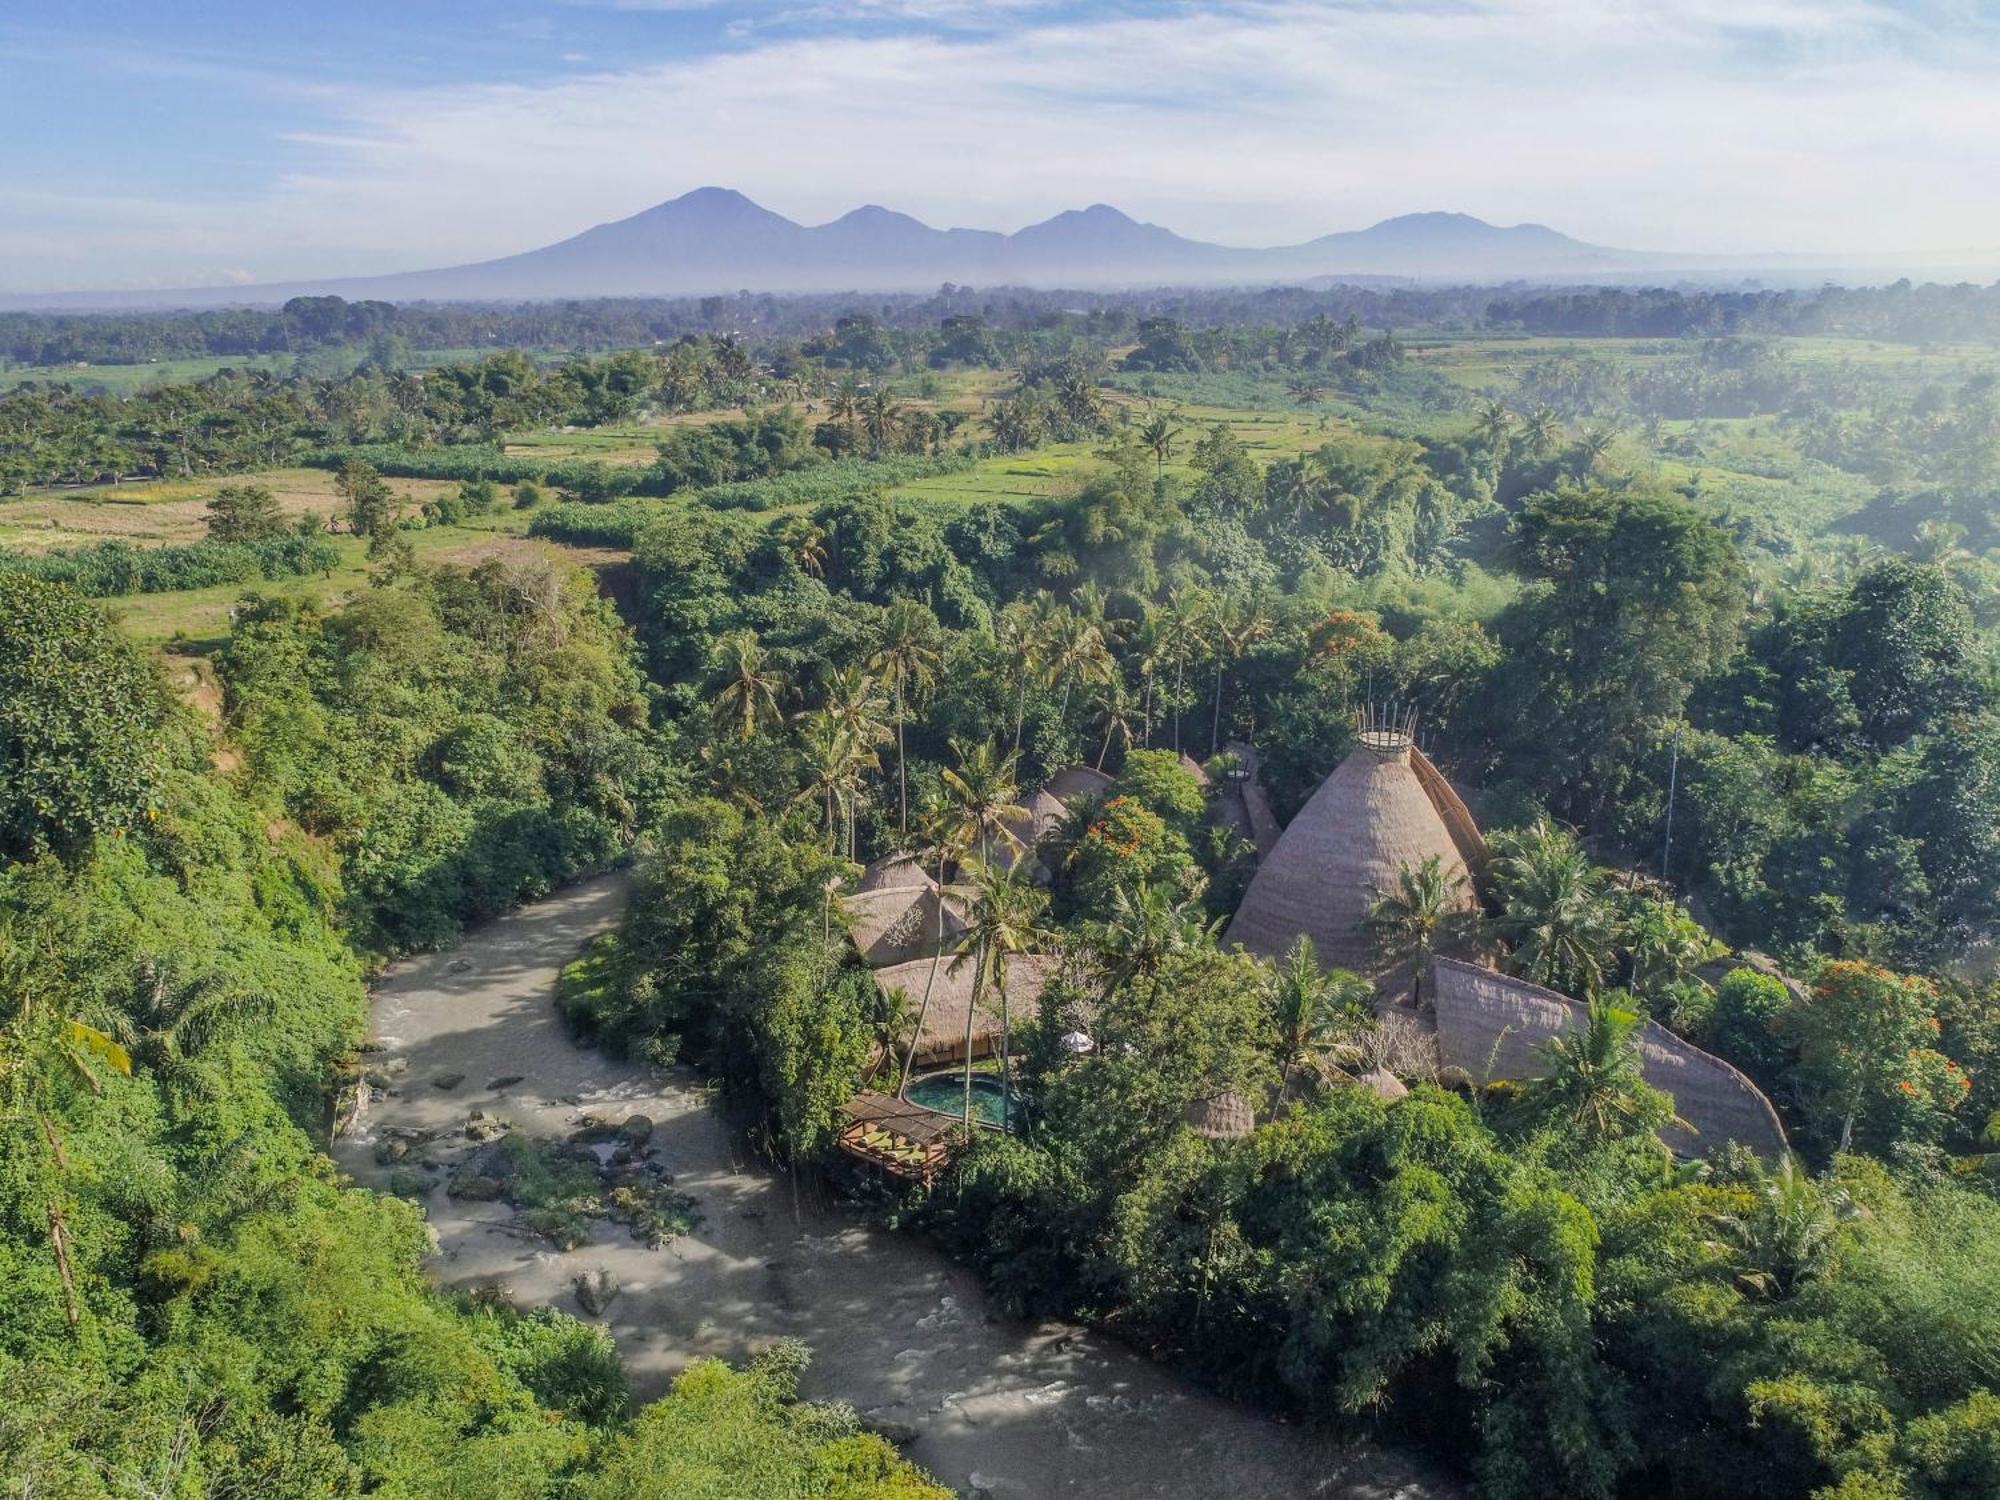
[1473,399,1515,453]
[1138,408,1183,475]
[1208,591,1273,755]
[1489,817,1620,998]
[1088,878,1220,1001]
[1038,604,1115,724]
[949,858,1047,1129]
[1520,405,1563,460]
[1365,854,1476,1009]
[709,630,786,742]
[1160,586,1211,754]
[0,926,133,1336]
[1091,673,1137,770]
[868,599,943,835]
[1267,936,1373,1092]
[1619,892,1720,1006]
[1530,995,1675,1142]
[895,797,972,1101]
[795,711,875,855]
[1704,1154,1853,1300]
[939,739,1029,865]
[998,593,1058,751]
[773,515,828,577]
[107,954,271,1112]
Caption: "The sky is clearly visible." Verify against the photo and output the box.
[3,0,1999,292]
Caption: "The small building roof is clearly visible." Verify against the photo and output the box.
[841,882,966,969]
[1045,764,1115,805]
[855,852,934,893]
[1182,1091,1256,1140]
[1427,956,1788,1158]
[871,952,1057,1054]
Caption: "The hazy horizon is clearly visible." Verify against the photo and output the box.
[6,0,2000,294]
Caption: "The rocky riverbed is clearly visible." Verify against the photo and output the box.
[331,874,1452,1500]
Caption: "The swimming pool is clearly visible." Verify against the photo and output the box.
[906,1072,1019,1128]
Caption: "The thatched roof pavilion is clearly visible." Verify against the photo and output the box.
[1045,764,1115,804]
[839,853,965,969]
[1225,728,1479,978]
[872,953,1057,1070]
[1183,1091,1256,1140]
[1427,956,1788,1158]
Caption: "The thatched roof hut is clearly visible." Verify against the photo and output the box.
[1183,1091,1256,1140]
[872,953,1057,1069]
[855,852,933,894]
[1045,764,1115,805]
[1225,734,1478,977]
[1427,957,1788,1158]
[842,883,966,969]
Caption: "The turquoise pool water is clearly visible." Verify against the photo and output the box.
[907,1073,1017,1127]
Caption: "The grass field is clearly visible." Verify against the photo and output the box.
[0,468,462,553]
[105,507,581,648]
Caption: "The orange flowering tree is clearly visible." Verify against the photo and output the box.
[1786,960,1969,1152]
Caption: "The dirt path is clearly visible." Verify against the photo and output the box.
[332,875,1450,1500]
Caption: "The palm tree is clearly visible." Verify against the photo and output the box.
[1091,673,1137,770]
[1139,411,1182,475]
[1207,591,1272,756]
[1267,937,1373,1092]
[1530,995,1674,1142]
[868,599,943,834]
[1473,399,1515,452]
[1704,1155,1852,1300]
[938,739,1029,866]
[1037,603,1115,724]
[1619,893,1720,1005]
[864,391,900,457]
[997,594,1057,751]
[1160,586,1211,754]
[107,955,271,1111]
[895,797,972,1101]
[0,923,133,1337]
[1364,854,1476,1009]
[773,515,828,577]
[1088,879,1220,1001]
[948,858,1047,1129]
[795,711,876,855]
[1128,608,1171,748]
[709,630,786,742]
[1489,817,1620,998]
[1520,405,1563,460]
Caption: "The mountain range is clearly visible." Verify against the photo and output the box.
[4,188,1679,310]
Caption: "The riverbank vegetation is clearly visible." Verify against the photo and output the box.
[6,285,2000,1496]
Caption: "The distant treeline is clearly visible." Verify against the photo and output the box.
[9,278,2000,369]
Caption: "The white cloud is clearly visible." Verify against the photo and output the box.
[14,0,2000,288]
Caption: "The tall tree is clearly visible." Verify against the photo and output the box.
[948,858,1047,1129]
[868,599,943,834]
[709,630,787,742]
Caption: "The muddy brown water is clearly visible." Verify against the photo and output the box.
[332,874,1454,1499]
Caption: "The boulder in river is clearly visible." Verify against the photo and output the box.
[574,1269,619,1317]
[432,1072,465,1091]
[464,1111,508,1143]
[618,1114,654,1145]
[486,1074,525,1091]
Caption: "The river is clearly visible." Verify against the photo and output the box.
[331,874,1451,1500]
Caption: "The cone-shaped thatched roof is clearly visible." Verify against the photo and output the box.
[1045,764,1115,805]
[1225,738,1476,975]
[1182,1091,1255,1140]
[841,857,966,968]
[855,852,933,894]
[1427,957,1788,1158]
